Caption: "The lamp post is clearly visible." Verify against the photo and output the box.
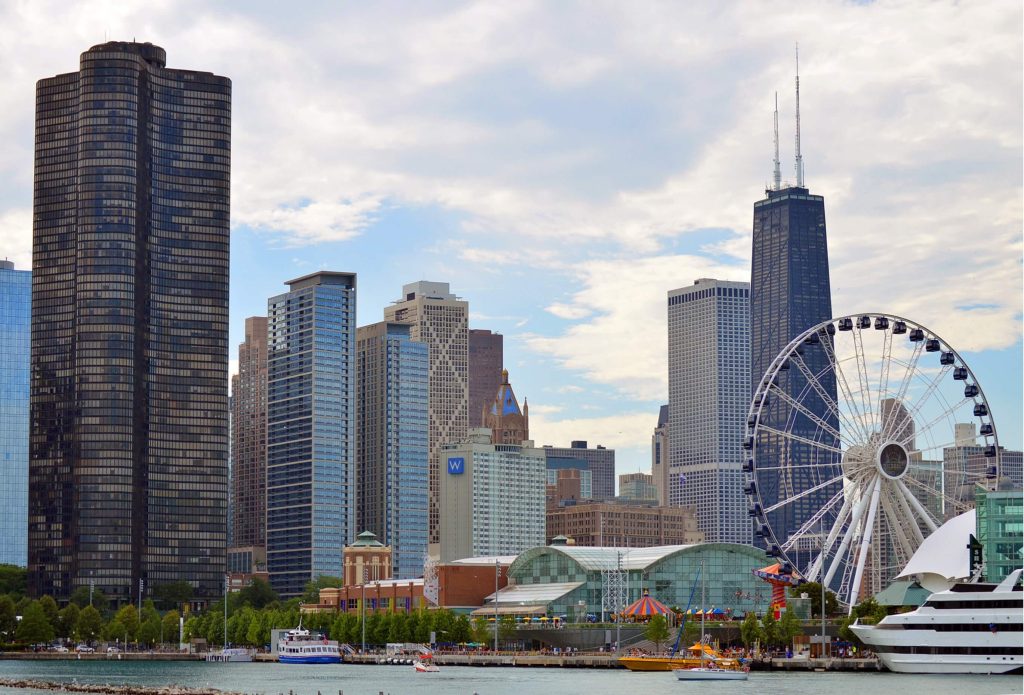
[361,568,367,653]
[819,520,827,658]
[493,558,499,653]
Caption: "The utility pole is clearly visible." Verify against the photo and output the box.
[493,558,500,653]
[820,519,827,658]
[361,567,367,653]
[615,551,622,655]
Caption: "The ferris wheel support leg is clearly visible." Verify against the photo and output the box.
[894,484,925,546]
[896,479,939,533]
[808,493,853,582]
[848,476,883,610]
[825,485,873,588]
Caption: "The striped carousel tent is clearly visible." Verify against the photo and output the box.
[621,590,671,618]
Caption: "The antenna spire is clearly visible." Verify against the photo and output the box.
[794,43,804,187]
[773,92,781,191]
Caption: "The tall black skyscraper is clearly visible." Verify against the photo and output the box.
[749,64,837,552]
[29,42,231,603]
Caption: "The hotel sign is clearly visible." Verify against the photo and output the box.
[447,457,465,475]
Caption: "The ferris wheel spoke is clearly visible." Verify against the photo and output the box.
[779,488,845,552]
[899,404,970,450]
[824,484,873,587]
[893,482,925,546]
[895,478,939,533]
[848,476,883,609]
[887,361,955,445]
[816,337,873,444]
[763,473,845,515]
[876,328,895,428]
[807,493,854,582]
[767,383,854,449]
[880,486,917,562]
[902,474,970,520]
[851,328,879,435]
[757,425,845,457]
[755,462,844,472]
[788,351,868,445]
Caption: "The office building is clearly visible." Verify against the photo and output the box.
[668,278,750,544]
[545,502,704,547]
[943,423,1020,516]
[355,321,429,580]
[267,272,356,598]
[437,429,546,562]
[29,42,230,602]
[481,369,529,444]
[618,472,659,503]
[469,329,503,428]
[231,317,268,554]
[546,464,593,510]
[542,441,615,501]
[749,78,836,549]
[651,405,669,506]
[975,486,1024,583]
[384,281,469,544]
[0,260,30,567]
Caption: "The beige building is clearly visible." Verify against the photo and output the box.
[384,281,469,545]
[618,472,658,502]
[343,531,392,586]
[230,316,268,552]
[651,405,669,505]
[546,502,704,547]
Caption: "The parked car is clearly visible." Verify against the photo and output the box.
[52,645,69,653]
[106,646,120,654]
[76,645,95,653]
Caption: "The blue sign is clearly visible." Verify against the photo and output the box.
[447,457,465,475]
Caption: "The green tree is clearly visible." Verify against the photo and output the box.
[236,578,278,610]
[839,596,888,645]
[152,581,194,611]
[471,617,491,645]
[56,603,80,640]
[16,601,55,645]
[301,576,343,604]
[183,615,202,641]
[113,604,140,642]
[761,610,780,648]
[0,564,27,597]
[38,595,59,629]
[498,615,517,646]
[790,583,840,618]
[644,614,671,653]
[161,610,181,646]
[779,609,802,646]
[75,605,103,643]
[739,611,761,647]
[70,586,109,613]
[139,615,161,647]
[451,614,471,644]
[0,595,17,641]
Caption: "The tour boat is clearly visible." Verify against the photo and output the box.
[205,647,254,663]
[277,627,342,664]
[673,560,748,681]
[851,568,1022,674]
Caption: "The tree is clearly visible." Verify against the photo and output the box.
[739,611,761,647]
[301,576,342,604]
[0,564,27,597]
[70,586,109,613]
[113,604,140,642]
[790,583,840,618]
[779,609,802,646]
[236,578,278,610]
[16,601,55,645]
[0,595,17,641]
[839,596,888,645]
[761,610,781,648]
[162,610,181,646]
[139,615,161,647]
[498,615,517,645]
[471,617,491,645]
[644,614,671,653]
[152,581,194,611]
[57,604,81,640]
[451,614,471,644]
[38,595,59,629]
[75,605,103,643]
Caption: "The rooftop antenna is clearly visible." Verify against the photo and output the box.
[772,91,781,191]
[794,42,804,187]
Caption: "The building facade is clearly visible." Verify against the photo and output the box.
[468,329,503,428]
[545,502,704,547]
[384,281,468,545]
[0,260,30,566]
[231,316,268,553]
[668,279,751,544]
[437,430,546,562]
[355,321,429,580]
[546,466,593,509]
[975,486,1023,583]
[481,369,529,445]
[29,42,230,602]
[618,472,658,503]
[750,184,836,551]
[651,405,669,506]
[267,272,356,598]
[542,442,615,501]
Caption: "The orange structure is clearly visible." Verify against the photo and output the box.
[752,563,804,619]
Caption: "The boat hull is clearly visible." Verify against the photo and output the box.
[619,656,741,672]
[876,654,1021,675]
[279,655,341,664]
[674,668,749,681]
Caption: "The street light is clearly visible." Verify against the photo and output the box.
[493,558,500,653]
[361,567,367,653]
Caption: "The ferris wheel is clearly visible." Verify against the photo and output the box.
[744,314,1000,609]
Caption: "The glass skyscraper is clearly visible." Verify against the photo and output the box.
[750,185,837,550]
[29,42,230,602]
[267,272,356,598]
[355,321,429,580]
[0,260,30,567]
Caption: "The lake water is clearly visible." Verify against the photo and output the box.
[0,660,1020,695]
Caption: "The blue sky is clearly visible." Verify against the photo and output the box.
[0,1,1020,477]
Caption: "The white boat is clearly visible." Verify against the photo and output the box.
[413,658,440,673]
[205,647,254,663]
[673,559,748,682]
[851,568,1022,674]
[278,627,342,664]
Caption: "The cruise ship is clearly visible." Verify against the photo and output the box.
[277,627,342,664]
[851,569,1022,674]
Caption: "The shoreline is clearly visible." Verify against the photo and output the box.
[0,679,241,695]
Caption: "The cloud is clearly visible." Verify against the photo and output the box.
[530,410,655,453]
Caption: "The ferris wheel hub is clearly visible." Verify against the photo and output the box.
[876,441,909,480]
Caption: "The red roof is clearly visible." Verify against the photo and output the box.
[621,592,671,617]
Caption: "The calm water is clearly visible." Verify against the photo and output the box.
[0,660,1020,695]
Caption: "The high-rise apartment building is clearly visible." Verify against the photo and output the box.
[0,260,30,567]
[29,42,230,602]
[231,317,268,553]
[437,430,546,562]
[469,329,503,428]
[618,472,659,503]
[668,279,751,544]
[651,405,669,506]
[267,272,356,598]
[355,321,429,580]
[542,442,615,501]
[384,281,468,544]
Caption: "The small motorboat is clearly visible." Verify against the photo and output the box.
[413,655,440,673]
[674,664,749,681]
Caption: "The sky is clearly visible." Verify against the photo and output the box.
[0,0,1021,479]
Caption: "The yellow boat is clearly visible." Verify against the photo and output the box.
[619,643,743,672]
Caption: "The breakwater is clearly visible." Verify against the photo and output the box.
[0,679,239,695]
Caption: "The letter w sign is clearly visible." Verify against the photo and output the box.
[447,457,465,475]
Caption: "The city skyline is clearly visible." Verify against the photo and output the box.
[0,2,1020,478]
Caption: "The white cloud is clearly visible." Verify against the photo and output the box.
[530,410,655,453]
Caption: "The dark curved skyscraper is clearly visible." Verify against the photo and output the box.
[29,42,231,603]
